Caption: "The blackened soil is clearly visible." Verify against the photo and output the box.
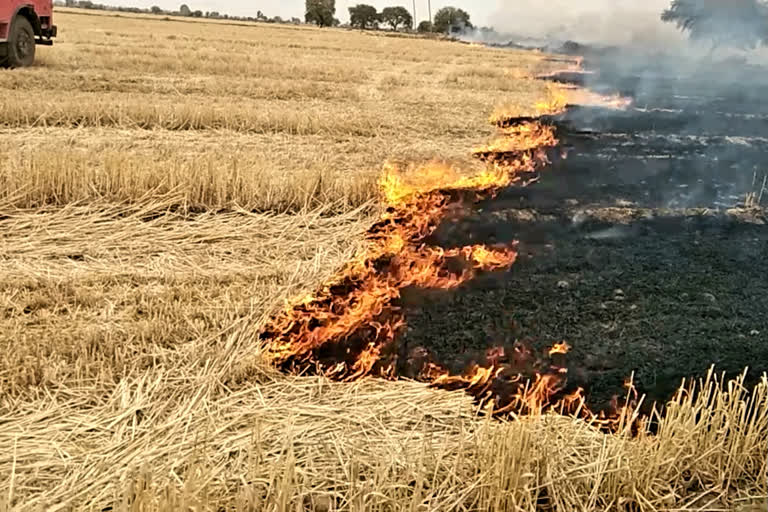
[400,207,768,409]
[395,53,768,410]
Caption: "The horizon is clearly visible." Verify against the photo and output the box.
[78,0,498,25]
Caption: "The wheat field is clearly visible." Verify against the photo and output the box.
[0,9,765,512]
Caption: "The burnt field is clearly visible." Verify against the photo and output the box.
[398,51,768,410]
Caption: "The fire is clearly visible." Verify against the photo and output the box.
[549,342,571,356]
[534,85,569,115]
[459,244,518,270]
[568,89,633,110]
[472,122,558,156]
[259,94,629,426]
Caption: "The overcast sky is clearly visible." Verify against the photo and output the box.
[104,0,495,24]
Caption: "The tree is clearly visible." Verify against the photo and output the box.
[150,5,162,14]
[349,4,379,29]
[179,3,191,16]
[661,0,768,51]
[271,16,284,23]
[306,0,336,27]
[417,20,433,32]
[433,7,472,34]
[380,6,413,31]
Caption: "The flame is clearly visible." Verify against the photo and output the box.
[488,86,569,128]
[534,85,569,116]
[549,342,571,356]
[473,122,558,156]
[260,97,633,428]
[568,89,633,110]
[459,244,518,270]
[261,119,556,377]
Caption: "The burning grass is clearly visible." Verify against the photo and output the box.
[0,9,765,512]
[261,125,556,388]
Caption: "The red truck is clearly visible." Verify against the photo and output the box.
[0,0,57,67]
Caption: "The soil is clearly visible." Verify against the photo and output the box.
[394,52,768,410]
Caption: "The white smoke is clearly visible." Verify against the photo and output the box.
[490,0,686,49]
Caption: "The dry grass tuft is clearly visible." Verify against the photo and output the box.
[0,145,377,212]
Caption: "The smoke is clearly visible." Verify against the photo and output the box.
[488,0,685,49]
[462,1,768,212]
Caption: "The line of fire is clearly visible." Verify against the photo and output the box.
[260,45,768,431]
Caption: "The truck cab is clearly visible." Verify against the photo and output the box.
[0,0,57,67]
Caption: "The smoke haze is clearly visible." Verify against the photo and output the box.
[491,0,685,49]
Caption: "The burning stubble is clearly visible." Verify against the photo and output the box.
[258,102,639,421]
[261,39,768,427]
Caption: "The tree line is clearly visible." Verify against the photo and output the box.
[59,0,768,54]
[306,0,472,33]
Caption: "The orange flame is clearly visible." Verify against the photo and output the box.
[473,122,558,155]
[549,342,571,356]
[262,122,555,377]
[260,100,633,428]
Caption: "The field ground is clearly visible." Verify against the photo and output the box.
[0,8,766,512]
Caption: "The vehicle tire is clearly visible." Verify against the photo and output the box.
[7,16,35,68]
[0,43,9,68]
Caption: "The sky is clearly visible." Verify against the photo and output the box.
[102,0,496,24]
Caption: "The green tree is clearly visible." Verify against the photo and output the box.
[306,0,336,27]
[349,4,379,29]
[150,5,162,14]
[661,0,768,51]
[179,3,191,16]
[380,6,413,31]
[433,7,472,33]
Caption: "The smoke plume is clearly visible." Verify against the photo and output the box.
[489,0,685,49]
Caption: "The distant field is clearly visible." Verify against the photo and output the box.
[0,9,765,512]
[1,9,553,211]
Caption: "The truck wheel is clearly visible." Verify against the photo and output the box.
[7,16,36,68]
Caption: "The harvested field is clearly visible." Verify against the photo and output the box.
[0,8,766,512]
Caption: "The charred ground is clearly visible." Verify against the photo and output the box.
[398,49,768,410]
